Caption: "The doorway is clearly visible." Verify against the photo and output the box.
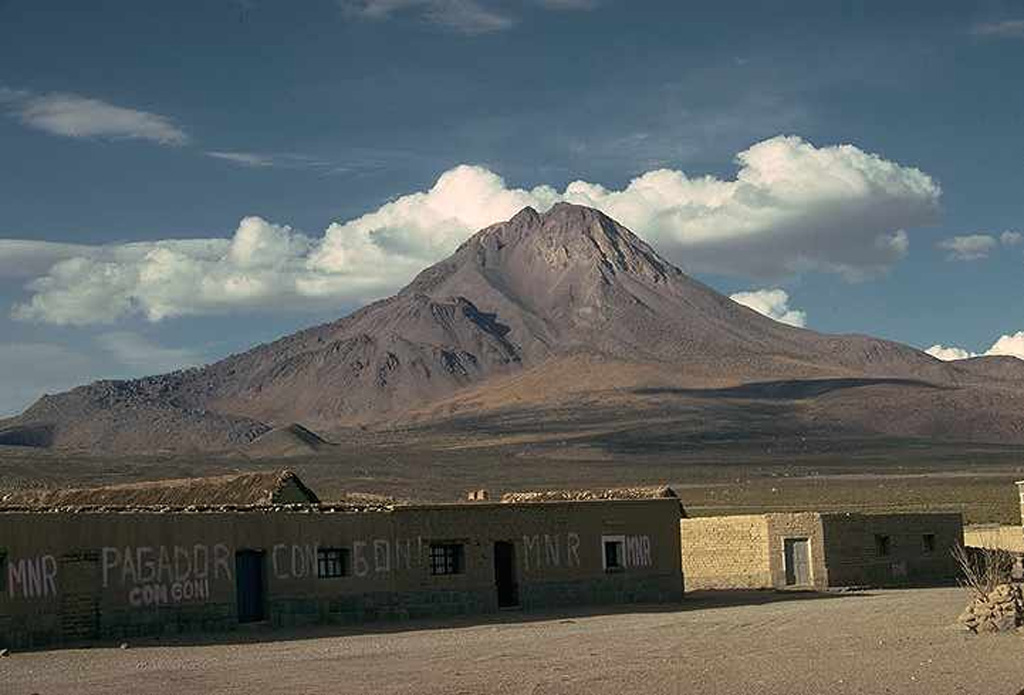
[235,549,266,623]
[493,541,519,608]
[59,551,101,641]
[783,538,811,587]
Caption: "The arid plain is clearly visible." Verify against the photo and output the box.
[5,588,1024,695]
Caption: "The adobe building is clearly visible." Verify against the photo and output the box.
[0,473,684,649]
[680,511,963,591]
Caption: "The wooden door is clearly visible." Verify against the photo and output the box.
[235,550,266,623]
[784,538,811,587]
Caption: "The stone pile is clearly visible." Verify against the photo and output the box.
[958,583,1023,633]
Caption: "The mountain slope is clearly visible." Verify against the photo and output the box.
[3,202,1024,452]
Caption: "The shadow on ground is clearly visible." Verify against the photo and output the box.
[633,377,947,401]
[26,589,868,654]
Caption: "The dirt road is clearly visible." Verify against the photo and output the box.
[4,588,1024,694]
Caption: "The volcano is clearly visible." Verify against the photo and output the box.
[4,202,1024,452]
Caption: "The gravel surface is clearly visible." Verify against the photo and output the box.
[4,588,1024,694]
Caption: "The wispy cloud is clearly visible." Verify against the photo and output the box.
[937,234,998,261]
[204,150,356,174]
[536,0,598,9]
[937,231,1022,261]
[0,334,207,416]
[95,331,206,373]
[0,342,102,416]
[730,289,807,327]
[971,19,1024,39]
[338,0,599,34]
[205,150,275,167]
[341,0,515,34]
[1,89,188,145]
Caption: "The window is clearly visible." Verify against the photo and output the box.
[317,548,350,578]
[922,534,936,554]
[602,535,625,572]
[874,534,891,557]
[429,543,465,575]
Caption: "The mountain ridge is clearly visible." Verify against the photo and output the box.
[3,202,1024,452]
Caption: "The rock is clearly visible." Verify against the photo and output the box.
[119,642,129,650]
[993,614,1018,632]
[0,648,9,657]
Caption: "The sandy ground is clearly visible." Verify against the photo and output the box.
[4,588,1024,695]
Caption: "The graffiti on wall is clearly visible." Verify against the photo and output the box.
[272,543,317,579]
[272,539,420,579]
[624,535,652,568]
[5,529,658,605]
[7,555,58,599]
[522,533,581,571]
[102,544,231,607]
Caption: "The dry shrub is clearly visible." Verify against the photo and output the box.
[952,543,1015,600]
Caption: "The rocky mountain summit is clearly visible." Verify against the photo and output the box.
[3,203,1024,452]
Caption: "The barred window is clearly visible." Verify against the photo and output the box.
[922,534,936,553]
[874,534,891,557]
[429,543,464,576]
[317,547,350,578]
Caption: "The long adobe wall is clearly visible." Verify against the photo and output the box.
[682,511,962,591]
[0,499,683,649]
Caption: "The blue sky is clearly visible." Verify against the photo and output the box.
[2,0,1024,415]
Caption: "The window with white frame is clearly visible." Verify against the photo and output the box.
[602,535,625,572]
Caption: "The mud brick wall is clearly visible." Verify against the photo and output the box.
[680,513,828,591]
[680,515,772,590]
[819,513,962,588]
[0,498,683,649]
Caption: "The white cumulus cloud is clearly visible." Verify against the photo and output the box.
[729,289,806,327]
[5,136,941,326]
[925,344,977,361]
[986,332,1024,360]
[926,331,1024,362]
[2,89,188,145]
